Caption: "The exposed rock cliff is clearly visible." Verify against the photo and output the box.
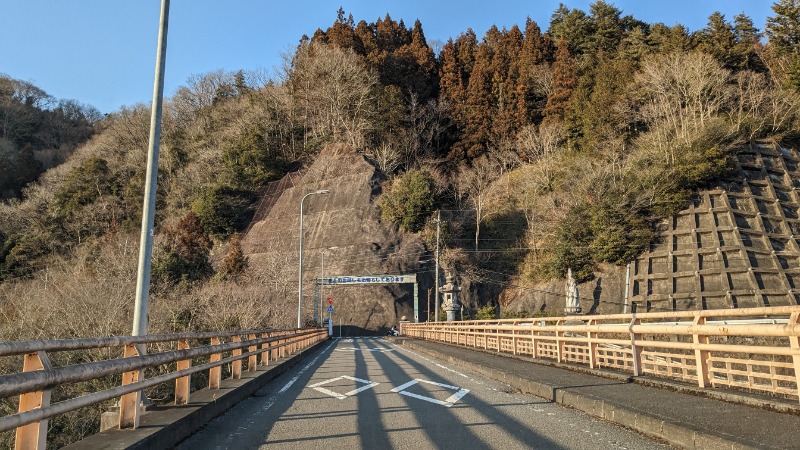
[241,144,427,333]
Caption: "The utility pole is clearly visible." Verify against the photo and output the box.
[132,0,170,338]
[427,287,432,322]
[434,210,441,322]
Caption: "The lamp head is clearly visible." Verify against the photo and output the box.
[314,189,330,195]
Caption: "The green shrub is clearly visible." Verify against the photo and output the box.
[588,196,654,266]
[544,205,595,282]
[222,126,287,186]
[191,185,256,238]
[475,304,497,320]
[55,157,115,214]
[379,169,436,232]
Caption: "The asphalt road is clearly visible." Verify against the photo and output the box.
[177,337,672,449]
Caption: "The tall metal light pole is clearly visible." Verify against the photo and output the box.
[298,189,329,328]
[434,210,441,322]
[132,0,170,337]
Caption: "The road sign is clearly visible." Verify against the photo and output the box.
[327,297,334,305]
[327,305,334,313]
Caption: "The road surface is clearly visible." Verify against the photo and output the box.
[178,337,672,449]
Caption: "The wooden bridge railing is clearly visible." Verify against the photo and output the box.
[0,327,328,449]
[401,306,800,402]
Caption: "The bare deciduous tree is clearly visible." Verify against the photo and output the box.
[364,142,402,174]
[635,51,730,161]
[458,156,501,252]
[283,42,378,149]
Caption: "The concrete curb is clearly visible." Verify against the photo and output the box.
[64,338,330,450]
[394,338,764,450]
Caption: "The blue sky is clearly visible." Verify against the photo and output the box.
[1,1,776,114]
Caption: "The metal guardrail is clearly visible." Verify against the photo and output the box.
[0,327,328,449]
[401,306,800,402]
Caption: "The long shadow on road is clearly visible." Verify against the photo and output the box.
[370,338,566,449]
[177,340,339,449]
[352,338,394,448]
[353,338,494,449]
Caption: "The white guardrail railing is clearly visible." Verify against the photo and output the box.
[0,327,328,449]
[401,306,800,402]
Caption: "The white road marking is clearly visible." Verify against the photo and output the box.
[335,347,396,353]
[309,375,380,399]
[391,378,470,407]
[278,346,331,394]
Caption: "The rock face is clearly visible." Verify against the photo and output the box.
[241,145,427,334]
[501,264,628,316]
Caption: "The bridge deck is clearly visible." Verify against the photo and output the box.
[396,337,800,449]
[65,337,799,449]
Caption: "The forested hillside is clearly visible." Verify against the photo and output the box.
[2,1,800,339]
[0,75,99,199]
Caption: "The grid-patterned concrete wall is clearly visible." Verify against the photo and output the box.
[630,141,800,311]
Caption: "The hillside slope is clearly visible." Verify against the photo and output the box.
[629,140,800,311]
[241,144,428,333]
[501,140,800,315]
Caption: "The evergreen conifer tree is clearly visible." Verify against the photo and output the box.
[543,40,578,125]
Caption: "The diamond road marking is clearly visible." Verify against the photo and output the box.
[391,378,470,407]
[309,376,379,399]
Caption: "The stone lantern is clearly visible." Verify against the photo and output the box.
[439,269,461,321]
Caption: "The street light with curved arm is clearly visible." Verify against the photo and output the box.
[298,189,330,328]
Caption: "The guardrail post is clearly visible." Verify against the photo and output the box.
[693,316,711,388]
[15,351,52,450]
[209,337,222,389]
[629,317,643,376]
[231,336,242,379]
[531,325,538,359]
[556,319,564,363]
[248,334,258,372]
[512,323,518,356]
[587,319,598,369]
[175,339,191,405]
[260,332,269,366]
[788,312,800,403]
[119,344,142,429]
[271,332,279,361]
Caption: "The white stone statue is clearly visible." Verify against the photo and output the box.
[565,267,581,314]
